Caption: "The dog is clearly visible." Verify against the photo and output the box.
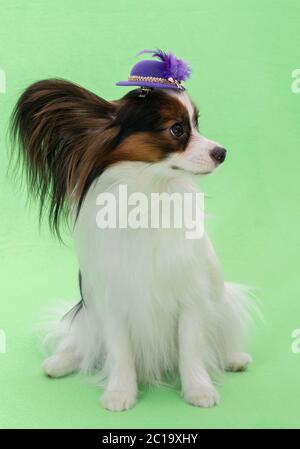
[10,50,252,411]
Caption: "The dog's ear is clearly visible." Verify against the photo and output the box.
[10,79,119,237]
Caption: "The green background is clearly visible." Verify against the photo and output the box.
[0,0,300,429]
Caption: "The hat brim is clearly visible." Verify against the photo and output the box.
[116,80,182,90]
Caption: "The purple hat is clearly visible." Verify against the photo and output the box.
[116,49,191,91]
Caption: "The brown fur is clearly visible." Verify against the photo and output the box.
[10,79,192,237]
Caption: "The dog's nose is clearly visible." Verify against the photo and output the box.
[210,146,227,164]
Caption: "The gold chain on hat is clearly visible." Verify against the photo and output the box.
[128,75,183,89]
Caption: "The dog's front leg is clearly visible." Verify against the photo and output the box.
[179,309,219,407]
[101,314,137,412]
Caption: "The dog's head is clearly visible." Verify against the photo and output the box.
[109,88,226,175]
[11,79,226,235]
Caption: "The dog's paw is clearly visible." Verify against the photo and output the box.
[183,385,219,408]
[225,352,252,372]
[42,352,79,378]
[101,389,137,412]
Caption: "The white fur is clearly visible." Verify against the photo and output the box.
[42,161,251,411]
[166,91,223,174]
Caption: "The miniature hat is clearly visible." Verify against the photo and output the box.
[116,49,191,91]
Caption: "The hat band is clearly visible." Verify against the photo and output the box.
[128,75,183,89]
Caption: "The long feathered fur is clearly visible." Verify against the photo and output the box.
[41,162,251,386]
[10,79,117,237]
[9,79,194,237]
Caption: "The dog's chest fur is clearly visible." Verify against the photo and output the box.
[73,161,223,381]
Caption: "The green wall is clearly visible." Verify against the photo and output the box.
[0,0,300,428]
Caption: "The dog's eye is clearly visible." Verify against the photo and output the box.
[170,123,185,138]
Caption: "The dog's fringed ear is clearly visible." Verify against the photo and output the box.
[10,79,118,238]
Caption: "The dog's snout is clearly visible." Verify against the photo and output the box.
[210,146,227,164]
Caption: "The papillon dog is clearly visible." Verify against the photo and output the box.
[10,50,252,411]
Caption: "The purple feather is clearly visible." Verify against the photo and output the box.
[137,49,191,81]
